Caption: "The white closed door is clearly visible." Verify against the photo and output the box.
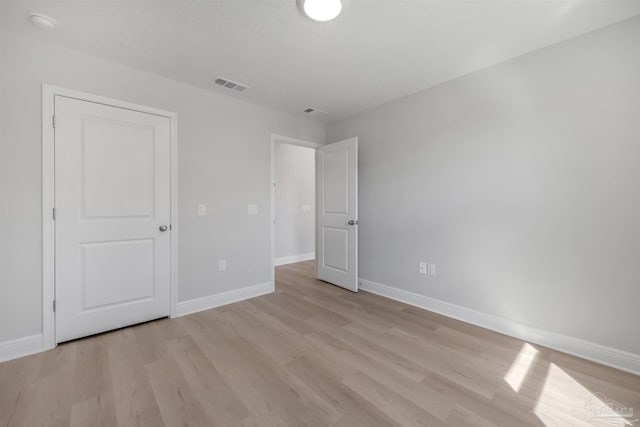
[316,137,358,292]
[55,95,172,343]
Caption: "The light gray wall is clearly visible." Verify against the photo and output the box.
[327,16,640,355]
[274,143,315,259]
[0,31,325,343]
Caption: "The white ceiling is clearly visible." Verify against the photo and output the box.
[1,1,639,122]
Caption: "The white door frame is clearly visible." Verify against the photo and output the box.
[41,84,179,350]
[270,134,320,285]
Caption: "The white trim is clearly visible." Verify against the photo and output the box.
[42,86,56,351]
[272,134,321,149]
[169,106,179,319]
[42,84,178,351]
[275,252,315,266]
[175,282,274,317]
[0,335,43,363]
[270,134,320,287]
[359,278,640,376]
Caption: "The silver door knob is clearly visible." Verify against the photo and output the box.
[348,220,358,225]
[159,225,168,232]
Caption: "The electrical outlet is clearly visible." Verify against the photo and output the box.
[419,262,427,274]
[427,263,436,276]
[219,260,226,272]
[198,204,207,216]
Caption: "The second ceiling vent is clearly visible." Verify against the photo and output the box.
[303,107,328,116]
[213,77,249,92]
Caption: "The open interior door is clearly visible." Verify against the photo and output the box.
[316,137,358,292]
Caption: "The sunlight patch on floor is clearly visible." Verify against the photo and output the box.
[504,343,540,392]
[534,363,635,426]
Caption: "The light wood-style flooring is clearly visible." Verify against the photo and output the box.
[1,260,639,426]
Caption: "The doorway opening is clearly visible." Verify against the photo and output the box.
[270,135,320,284]
[270,134,359,292]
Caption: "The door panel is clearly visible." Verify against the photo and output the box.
[82,119,155,218]
[322,227,349,272]
[323,150,349,213]
[81,239,155,310]
[55,95,171,343]
[317,137,358,292]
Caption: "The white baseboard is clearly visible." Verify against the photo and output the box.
[275,252,315,266]
[359,278,640,376]
[0,283,274,363]
[175,281,274,317]
[0,334,43,363]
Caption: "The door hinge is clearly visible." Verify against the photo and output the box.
[52,208,56,220]
[53,300,56,312]
[52,115,56,128]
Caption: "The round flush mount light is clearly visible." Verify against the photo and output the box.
[28,13,58,30]
[297,0,343,22]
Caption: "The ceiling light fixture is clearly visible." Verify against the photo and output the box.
[297,0,343,22]
[28,13,57,30]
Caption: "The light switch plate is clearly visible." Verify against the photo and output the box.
[198,204,207,216]
[428,263,436,276]
[419,262,427,275]
[219,260,226,272]
[247,204,258,215]
[302,204,312,212]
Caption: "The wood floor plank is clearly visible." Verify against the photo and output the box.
[109,337,166,427]
[344,321,498,399]
[283,355,393,427]
[0,353,44,427]
[166,335,252,426]
[145,355,212,427]
[69,393,118,427]
[342,371,446,427]
[1,260,639,426]
[304,316,428,383]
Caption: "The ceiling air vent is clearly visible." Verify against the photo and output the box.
[213,77,249,92]
[303,107,328,116]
